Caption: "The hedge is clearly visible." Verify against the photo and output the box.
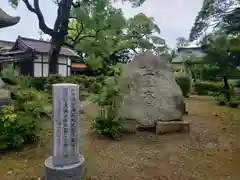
[175,73,191,97]
[18,75,105,95]
[194,81,223,95]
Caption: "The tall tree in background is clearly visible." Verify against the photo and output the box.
[66,0,126,59]
[8,0,147,74]
[222,7,240,34]
[125,13,167,55]
[67,4,167,71]
[202,33,240,100]
[189,0,239,41]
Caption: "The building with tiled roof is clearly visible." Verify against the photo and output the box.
[0,36,82,77]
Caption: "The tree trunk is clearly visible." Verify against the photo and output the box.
[223,75,230,101]
[48,35,64,74]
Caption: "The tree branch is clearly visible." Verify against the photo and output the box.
[68,24,111,48]
[64,42,74,49]
[68,27,77,31]
[23,0,55,36]
[131,48,138,54]
[71,20,84,45]
[53,2,62,31]
[77,34,96,41]
[22,0,35,12]
[58,0,73,36]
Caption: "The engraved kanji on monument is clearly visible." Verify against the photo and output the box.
[44,83,84,180]
[52,83,80,166]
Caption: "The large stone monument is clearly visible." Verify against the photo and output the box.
[44,84,84,180]
[119,52,189,134]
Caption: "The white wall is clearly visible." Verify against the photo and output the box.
[34,55,43,77]
[67,58,71,76]
[58,56,67,77]
[33,54,71,77]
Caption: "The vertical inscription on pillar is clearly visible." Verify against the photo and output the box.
[70,88,79,156]
[62,88,69,158]
[52,83,80,167]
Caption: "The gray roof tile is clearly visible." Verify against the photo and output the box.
[19,36,78,57]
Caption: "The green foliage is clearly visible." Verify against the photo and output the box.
[121,0,146,7]
[0,69,49,150]
[214,89,240,107]
[189,0,236,41]
[28,77,47,91]
[202,33,240,96]
[222,7,240,34]
[19,75,105,96]
[67,1,167,72]
[203,33,240,70]
[190,63,240,82]
[194,81,223,95]
[8,0,20,8]
[175,73,191,97]
[91,111,123,139]
[0,65,19,85]
[228,97,240,108]
[13,89,49,118]
[16,76,33,89]
[8,0,147,75]
[0,105,40,150]
[1,64,18,78]
[215,94,228,106]
[91,75,123,139]
[200,64,222,81]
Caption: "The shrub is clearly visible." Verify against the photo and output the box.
[16,76,33,89]
[65,75,90,88]
[29,75,99,94]
[228,98,240,108]
[175,73,191,97]
[228,92,240,108]
[29,77,47,91]
[0,105,40,150]
[17,75,105,97]
[88,81,102,94]
[215,94,227,106]
[43,75,64,93]
[13,88,49,118]
[0,65,19,85]
[194,81,222,95]
[92,109,123,139]
[91,76,123,139]
[64,75,104,95]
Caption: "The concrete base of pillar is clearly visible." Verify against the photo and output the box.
[44,155,84,180]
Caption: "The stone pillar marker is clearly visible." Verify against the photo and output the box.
[44,83,84,180]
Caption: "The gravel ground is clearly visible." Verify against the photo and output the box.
[0,95,240,180]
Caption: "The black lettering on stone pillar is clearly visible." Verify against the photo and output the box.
[70,88,77,156]
[62,88,69,158]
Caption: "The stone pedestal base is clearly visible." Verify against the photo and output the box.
[156,121,189,134]
[44,155,84,180]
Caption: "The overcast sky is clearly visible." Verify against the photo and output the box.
[0,0,203,48]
